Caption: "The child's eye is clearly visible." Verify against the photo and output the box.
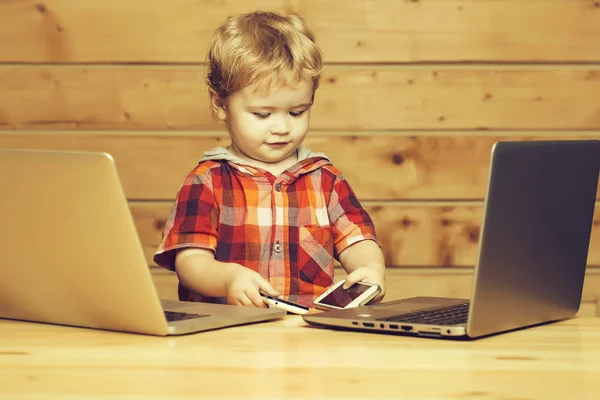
[253,112,270,119]
[289,110,307,117]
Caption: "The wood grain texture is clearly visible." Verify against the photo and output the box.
[132,202,600,268]
[2,316,600,399]
[1,132,598,200]
[150,267,600,316]
[1,0,600,62]
[2,66,600,130]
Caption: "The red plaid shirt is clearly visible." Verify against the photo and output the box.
[154,147,378,307]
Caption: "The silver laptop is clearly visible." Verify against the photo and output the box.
[304,140,600,339]
[0,148,285,336]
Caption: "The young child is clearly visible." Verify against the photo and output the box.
[154,11,386,308]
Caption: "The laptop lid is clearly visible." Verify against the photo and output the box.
[0,149,284,336]
[466,140,600,337]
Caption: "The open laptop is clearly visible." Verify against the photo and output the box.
[304,140,600,339]
[0,148,285,336]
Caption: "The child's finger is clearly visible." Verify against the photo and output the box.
[247,288,267,308]
[342,269,369,289]
[255,276,280,296]
[236,292,254,307]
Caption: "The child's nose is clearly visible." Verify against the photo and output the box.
[271,115,291,134]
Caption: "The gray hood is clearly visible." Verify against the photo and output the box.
[199,145,329,163]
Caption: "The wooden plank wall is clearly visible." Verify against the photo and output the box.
[1,0,599,315]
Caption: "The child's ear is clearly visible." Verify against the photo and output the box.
[209,89,228,122]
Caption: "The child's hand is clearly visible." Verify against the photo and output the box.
[225,265,280,307]
[343,265,386,304]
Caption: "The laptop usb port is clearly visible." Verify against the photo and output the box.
[401,325,413,332]
[362,322,375,328]
[389,324,399,329]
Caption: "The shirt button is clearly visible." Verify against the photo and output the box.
[273,242,282,253]
[274,183,282,192]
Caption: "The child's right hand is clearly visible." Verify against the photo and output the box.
[225,266,280,307]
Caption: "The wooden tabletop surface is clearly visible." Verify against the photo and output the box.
[1,316,600,399]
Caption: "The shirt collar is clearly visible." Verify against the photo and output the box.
[199,145,331,178]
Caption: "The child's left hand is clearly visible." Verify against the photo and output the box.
[343,265,386,304]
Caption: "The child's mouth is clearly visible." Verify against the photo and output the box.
[266,142,289,148]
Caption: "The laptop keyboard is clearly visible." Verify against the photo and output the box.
[379,302,470,326]
[164,310,209,322]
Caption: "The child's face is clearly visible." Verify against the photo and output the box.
[214,76,314,170]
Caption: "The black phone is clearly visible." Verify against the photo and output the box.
[260,291,309,315]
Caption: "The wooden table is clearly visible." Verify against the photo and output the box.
[1,316,600,399]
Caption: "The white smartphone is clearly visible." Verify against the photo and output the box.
[313,280,381,311]
[260,291,309,315]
